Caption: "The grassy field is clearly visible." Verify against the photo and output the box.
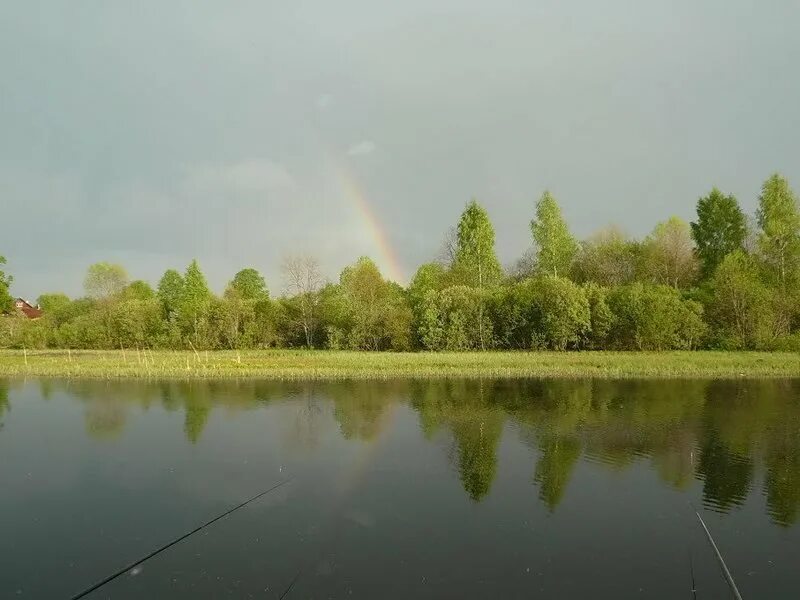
[0,349,798,379]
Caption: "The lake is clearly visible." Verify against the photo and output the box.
[1,378,799,599]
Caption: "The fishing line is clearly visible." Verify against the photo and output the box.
[68,477,293,600]
[694,509,743,600]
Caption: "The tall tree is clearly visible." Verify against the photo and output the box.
[157,269,184,318]
[451,200,502,350]
[757,174,800,285]
[83,262,129,299]
[178,259,212,345]
[531,191,578,278]
[690,188,747,278]
[228,268,268,300]
[641,217,698,289]
[281,255,323,348]
[0,255,12,313]
[452,200,503,288]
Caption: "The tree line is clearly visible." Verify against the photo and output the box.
[2,172,799,351]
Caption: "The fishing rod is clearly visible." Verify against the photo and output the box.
[694,510,744,600]
[688,547,697,600]
[68,477,293,600]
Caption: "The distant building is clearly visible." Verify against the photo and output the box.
[13,298,43,320]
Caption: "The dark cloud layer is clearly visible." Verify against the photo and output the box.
[2,1,798,297]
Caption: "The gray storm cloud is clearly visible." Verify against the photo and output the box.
[1,0,798,297]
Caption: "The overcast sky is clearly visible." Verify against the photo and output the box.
[2,1,798,297]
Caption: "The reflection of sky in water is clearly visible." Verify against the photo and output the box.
[1,378,799,599]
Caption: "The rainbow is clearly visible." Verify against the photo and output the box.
[331,162,406,284]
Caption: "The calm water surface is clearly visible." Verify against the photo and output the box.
[1,378,799,599]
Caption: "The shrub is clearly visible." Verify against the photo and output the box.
[607,283,707,350]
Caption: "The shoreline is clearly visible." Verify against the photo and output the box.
[0,350,798,380]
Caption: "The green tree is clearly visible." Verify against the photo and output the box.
[757,174,800,285]
[408,262,448,348]
[157,269,184,318]
[84,262,129,299]
[408,262,448,308]
[123,280,155,301]
[690,188,747,278]
[228,268,268,300]
[213,282,277,350]
[0,255,12,313]
[36,293,73,344]
[451,200,503,288]
[109,298,164,348]
[331,257,412,351]
[572,226,640,286]
[36,293,71,314]
[450,200,502,349]
[178,260,212,346]
[531,191,578,278]
[641,217,698,289]
[709,250,775,349]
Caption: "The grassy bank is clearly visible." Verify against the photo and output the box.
[0,349,798,379]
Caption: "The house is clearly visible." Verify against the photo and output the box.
[14,298,43,320]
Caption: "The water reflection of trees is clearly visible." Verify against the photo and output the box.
[328,381,396,441]
[411,378,800,526]
[286,386,323,453]
[410,380,504,501]
[763,394,800,526]
[0,379,9,430]
[18,377,800,526]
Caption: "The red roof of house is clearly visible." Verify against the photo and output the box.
[21,305,43,319]
[14,298,43,319]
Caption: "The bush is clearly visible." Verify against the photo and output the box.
[532,276,591,350]
[768,333,800,352]
[708,250,776,349]
[607,283,706,350]
[582,283,614,349]
[419,286,494,351]
[488,276,589,350]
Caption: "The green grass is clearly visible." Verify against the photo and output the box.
[0,349,798,379]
